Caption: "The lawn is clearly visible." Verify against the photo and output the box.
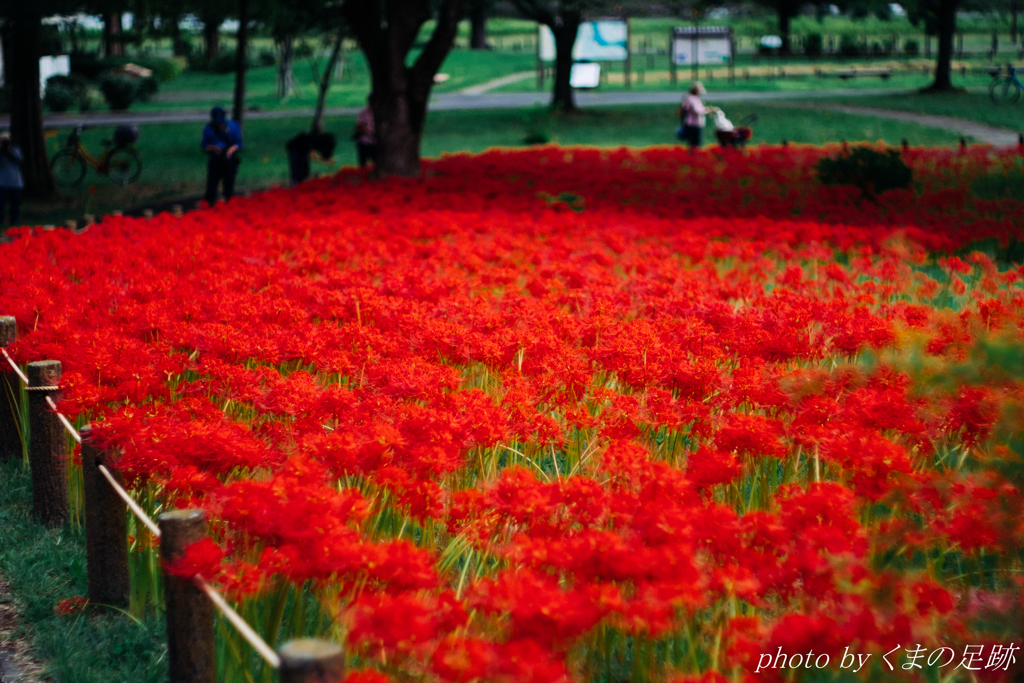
[826,90,1024,132]
[18,104,969,229]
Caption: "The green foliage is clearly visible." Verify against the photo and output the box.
[804,32,823,56]
[44,81,78,112]
[0,461,167,683]
[258,49,277,66]
[99,75,137,111]
[839,33,862,56]
[904,38,920,55]
[816,146,913,197]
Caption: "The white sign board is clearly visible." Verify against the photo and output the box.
[570,62,601,88]
[539,20,629,62]
[40,55,71,95]
[672,36,732,65]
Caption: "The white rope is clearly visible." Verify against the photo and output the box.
[1,344,278,668]
[197,577,281,669]
[96,464,162,538]
[45,396,82,444]
[0,348,29,386]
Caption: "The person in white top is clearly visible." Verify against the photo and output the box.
[678,82,708,149]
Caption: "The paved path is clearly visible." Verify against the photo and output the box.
[5,87,1019,146]
[460,71,535,95]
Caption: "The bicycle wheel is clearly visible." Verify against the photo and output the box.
[50,149,86,188]
[1006,81,1023,104]
[106,146,142,186]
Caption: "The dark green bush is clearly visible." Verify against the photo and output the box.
[99,75,136,110]
[136,76,159,102]
[816,147,913,198]
[804,33,823,56]
[839,34,862,56]
[43,81,77,112]
[295,41,314,58]
[904,39,920,55]
[258,49,277,66]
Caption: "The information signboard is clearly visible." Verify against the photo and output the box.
[539,20,629,62]
[672,27,733,65]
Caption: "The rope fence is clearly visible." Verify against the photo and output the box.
[0,315,342,683]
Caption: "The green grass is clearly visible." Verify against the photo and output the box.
[17,103,968,229]
[826,89,1024,131]
[0,459,167,683]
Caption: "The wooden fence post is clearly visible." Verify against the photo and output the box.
[27,360,67,527]
[159,509,215,683]
[81,424,130,609]
[0,316,19,462]
[278,639,345,683]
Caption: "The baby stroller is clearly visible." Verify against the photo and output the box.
[713,109,757,149]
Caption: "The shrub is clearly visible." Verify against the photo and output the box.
[904,39,920,55]
[45,74,90,111]
[816,147,912,198]
[136,76,159,102]
[839,34,862,56]
[804,33,823,56]
[99,75,137,110]
[43,81,77,112]
[258,49,277,66]
[295,41,314,58]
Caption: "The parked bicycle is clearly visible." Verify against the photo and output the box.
[989,63,1024,104]
[49,125,142,188]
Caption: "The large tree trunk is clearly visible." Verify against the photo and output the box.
[103,11,124,57]
[926,0,958,90]
[550,12,581,112]
[311,32,344,133]
[9,15,55,198]
[344,0,463,178]
[277,34,294,97]
[469,1,488,49]
[779,11,792,55]
[232,0,249,126]
[204,18,220,64]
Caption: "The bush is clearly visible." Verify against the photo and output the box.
[804,33,823,56]
[43,81,77,112]
[99,75,137,110]
[136,76,159,102]
[839,34,862,56]
[295,41,314,58]
[904,39,920,55]
[816,147,912,198]
[45,74,91,111]
[258,49,277,66]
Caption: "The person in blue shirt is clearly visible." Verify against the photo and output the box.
[201,107,242,205]
[0,132,23,227]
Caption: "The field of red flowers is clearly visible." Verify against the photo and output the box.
[3,145,1024,682]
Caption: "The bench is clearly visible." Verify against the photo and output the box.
[832,68,893,80]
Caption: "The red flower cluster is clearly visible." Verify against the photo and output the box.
[3,146,1024,681]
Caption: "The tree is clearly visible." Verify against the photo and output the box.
[341,0,464,177]
[509,0,583,111]
[750,0,801,54]
[467,0,491,49]
[232,0,249,125]
[906,0,961,91]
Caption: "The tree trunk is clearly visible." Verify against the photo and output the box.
[232,0,248,126]
[103,11,124,57]
[312,32,344,133]
[204,19,220,65]
[1012,0,1018,45]
[779,11,792,55]
[927,0,957,90]
[277,35,294,98]
[550,13,580,112]
[344,0,464,178]
[9,15,55,198]
[470,1,488,49]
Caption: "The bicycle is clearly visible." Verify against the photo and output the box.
[989,63,1024,104]
[49,125,142,188]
